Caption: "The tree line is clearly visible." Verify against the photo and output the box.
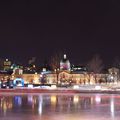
[50,52,120,73]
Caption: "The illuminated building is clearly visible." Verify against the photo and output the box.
[60,54,70,71]
[3,59,12,71]
[38,54,107,85]
[13,54,108,85]
[71,65,87,72]
[0,55,115,86]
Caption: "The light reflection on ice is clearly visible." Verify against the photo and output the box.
[28,95,33,105]
[0,93,120,120]
[73,95,79,104]
[95,94,101,104]
[51,95,57,106]
[110,96,115,119]
[38,95,43,115]
[14,96,22,106]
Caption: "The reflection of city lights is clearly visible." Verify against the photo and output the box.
[34,97,37,104]
[15,96,22,106]
[110,97,115,119]
[95,86,101,90]
[0,97,13,113]
[90,97,94,105]
[73,95,79,104]
[95,95,101,104]
[38,96,43,115]
[3,101,7,113]
[8,103,13,109]
[28,95,33,105]
[51,95,57,105]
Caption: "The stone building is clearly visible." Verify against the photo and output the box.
[39,54,108,85]
[0,55,116,86]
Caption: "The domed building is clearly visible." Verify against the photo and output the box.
[60,54,71,71]
[15,54,107,86]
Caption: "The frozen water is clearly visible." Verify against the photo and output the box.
[0,93,120,120]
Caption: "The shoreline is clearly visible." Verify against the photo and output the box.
[0,88,120,94]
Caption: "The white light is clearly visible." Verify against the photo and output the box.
[111,76,114,80]
[73,85,79,89]
[38,96,43,115]
[64,54,67,59]
[43,68,46,72]
[110,97,115,119]
[28,84,33,88]
[41,86,51,89]
[28,95,33,104]
[95,95,101,104]
[17,83,22,87]
[51,85,57,89]
[95,86,101,90]
[73,95,79,104]
[40,74,43,77]
[6,59,8,61]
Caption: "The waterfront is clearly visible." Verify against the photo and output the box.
[0,93,120,120]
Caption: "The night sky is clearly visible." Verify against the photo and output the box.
[0,0,120,66]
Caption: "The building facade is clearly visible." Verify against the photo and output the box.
[0,55,119,86]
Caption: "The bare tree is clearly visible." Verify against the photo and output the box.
[87,55,104,84]
[112,56,120,82]
[113,56,120,69]
[50,52,63,71]
[50,52,63,86]
[87,54,104,73]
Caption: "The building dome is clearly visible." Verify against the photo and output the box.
[60,54,70,71]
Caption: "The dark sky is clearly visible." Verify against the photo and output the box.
[0,0,120,66]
